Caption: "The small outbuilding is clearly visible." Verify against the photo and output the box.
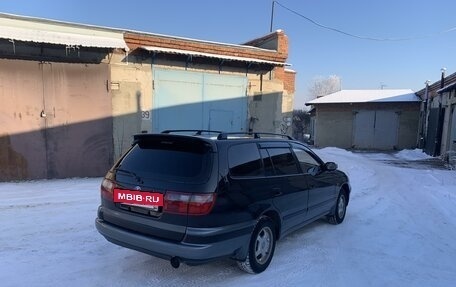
[306,89,421,150]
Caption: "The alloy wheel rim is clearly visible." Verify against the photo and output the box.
[337,194,346,219]
[254,226,273,265]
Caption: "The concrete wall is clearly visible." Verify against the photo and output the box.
[313,103,420,150]
[109,52,152,160]
[246,73,287,134]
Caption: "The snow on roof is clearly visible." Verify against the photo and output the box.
[0,12,279,54]
[0,14,128,50]
[306,89,420,105]
[0,25,128,50]
[129,31,278,54]
[140,46,288,66]
[437,82,456,94]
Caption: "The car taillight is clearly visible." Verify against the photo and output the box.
[164,191,216,216]
[187,194,216,215]
[101,178,114,201]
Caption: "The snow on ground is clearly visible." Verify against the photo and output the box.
[1,148,455,287]
[394,149,434,161]
[353,148,433,162]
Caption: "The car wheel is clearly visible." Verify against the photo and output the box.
[237,217,276,274]
[328,190,347,225]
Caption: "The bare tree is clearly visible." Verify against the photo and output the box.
[308,75,341,99]
[292,109,311,142]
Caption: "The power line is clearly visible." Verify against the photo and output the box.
[274,1,456,41]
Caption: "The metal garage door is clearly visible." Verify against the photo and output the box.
[425,108,444,156]
[449,105,456,153]
[449,105,456,167]
[0,59,112,180]
[153,69,247,132]
[353,110,399,150]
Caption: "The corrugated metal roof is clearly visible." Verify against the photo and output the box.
[0,13,287,58]
[416,71,456,96]
[437,82,456,94]
[0,12,279,54]
[306,89,420,105]
[140,46,287,66]
[0,24,128,50]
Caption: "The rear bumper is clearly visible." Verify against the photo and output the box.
[95,218,253,265]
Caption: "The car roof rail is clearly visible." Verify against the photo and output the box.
[217,132,294,140]
[161,129,223,136]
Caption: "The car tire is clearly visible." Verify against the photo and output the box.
[237,217,276,274]
[328,190,348,225]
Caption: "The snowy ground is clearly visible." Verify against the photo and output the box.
[1,148,455,287]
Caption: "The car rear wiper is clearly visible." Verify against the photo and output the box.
[114,167,143,183]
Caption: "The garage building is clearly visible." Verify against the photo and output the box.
[0,13,295,180]
[306,89,421,150]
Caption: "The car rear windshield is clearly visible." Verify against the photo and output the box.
[117,137,214,183]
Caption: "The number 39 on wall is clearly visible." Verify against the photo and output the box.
[141,110,151,120]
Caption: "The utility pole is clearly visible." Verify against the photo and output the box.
[270,1,275,32]
[420,80,431,149]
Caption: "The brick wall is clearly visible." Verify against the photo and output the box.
[284,69,296,94]
[276,31,288,58]
[243,30,288,59]
[124,31,288,63]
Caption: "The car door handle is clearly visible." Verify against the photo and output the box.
[272,187,282,197]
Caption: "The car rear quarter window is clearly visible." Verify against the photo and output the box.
[228,143,263,177]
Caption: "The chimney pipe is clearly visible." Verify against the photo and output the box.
[440,67,446,89]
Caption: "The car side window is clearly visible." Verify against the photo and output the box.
[228,143,263,177]
[267,148,300,175]
[292,147,320,174]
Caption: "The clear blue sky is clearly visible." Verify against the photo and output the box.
[1,0,455,109]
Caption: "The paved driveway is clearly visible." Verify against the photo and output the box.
[352,150,450,170]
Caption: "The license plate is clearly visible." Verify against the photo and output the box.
[113,189,163,206]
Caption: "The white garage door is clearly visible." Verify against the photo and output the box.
[353,110,399,150]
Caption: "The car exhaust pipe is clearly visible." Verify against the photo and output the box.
[170,257,180,269]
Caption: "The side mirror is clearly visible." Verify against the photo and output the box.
[307,166,320,176]
[324,162,338,171]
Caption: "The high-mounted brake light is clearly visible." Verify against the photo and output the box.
[164,191,216,216]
